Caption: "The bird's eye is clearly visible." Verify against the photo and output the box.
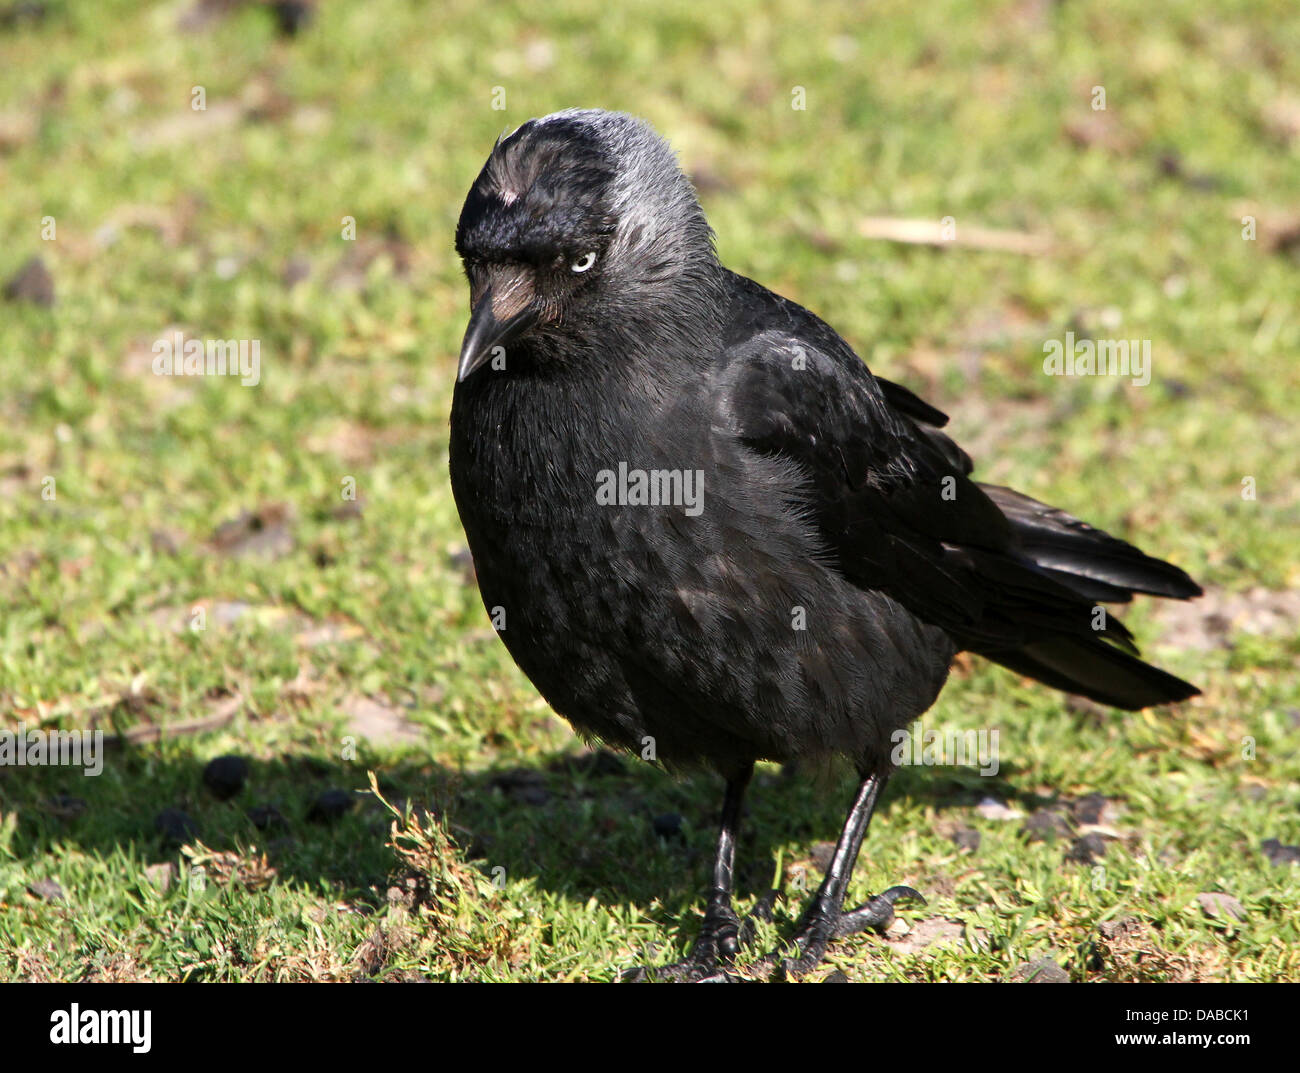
[570,251,597,273]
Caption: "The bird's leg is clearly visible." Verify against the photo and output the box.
[762,769,924,979]
[623,763,752,982]
[687,763,752,967]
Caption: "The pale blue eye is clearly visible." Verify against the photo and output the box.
[571,252,597,273]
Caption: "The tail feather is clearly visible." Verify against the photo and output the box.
[979,483,1203,600]
[966,484,1202,710]
[982,635,1200,710]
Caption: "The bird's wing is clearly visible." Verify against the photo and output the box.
[714,283,1201,709]
[874,374,974,475]
[716,328,1026,644]
[714,321,1178,659]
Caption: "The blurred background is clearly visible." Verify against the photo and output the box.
[0,0,1297,982]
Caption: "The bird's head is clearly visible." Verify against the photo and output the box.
[453,109,718,382]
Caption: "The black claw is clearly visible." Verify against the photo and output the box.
[750,888,780,922]
[690,909,742,963]
[757,883,928,975]
[622,956,746,983]
[775,940,829,980]
[628,889,783,981]
[622,958,717,983]
[833,885,926,938]
[632,884,925,981]
[832,901,893,938]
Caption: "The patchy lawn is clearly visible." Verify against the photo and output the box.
[1,0,1297,981]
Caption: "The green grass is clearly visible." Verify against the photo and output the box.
[1,0,1297,981]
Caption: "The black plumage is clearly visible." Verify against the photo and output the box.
[448,109,1201,980]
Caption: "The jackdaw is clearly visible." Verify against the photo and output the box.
[448,109,1201,981]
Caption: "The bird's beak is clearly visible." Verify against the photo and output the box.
[457,270,539,382]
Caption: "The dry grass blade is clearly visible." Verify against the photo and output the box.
[858,216,1051,254]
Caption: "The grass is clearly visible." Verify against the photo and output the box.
[0,0,1297,981]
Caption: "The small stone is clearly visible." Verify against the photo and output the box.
[651,813,683,839]
[43,794,87,820]
[1066,833,1109,864]
[268,0,314,36]
[145,862,177,892]
[1070,793,1108,825]
[247,803,287,830]
[1022,809,1072,843]
[1098,917,1139,941]
[210,503,295,560]
[1262,838,1300,866]
[1009,957,1069,983]
[150,529,183,556]
[883,916,911,940]
[821,970,850,983]
[490,768,550,806]
[202,754,249,800]
[3,256,54,307]
[950,827,981,851]
[975,796,1023,821]
[308,788,354,823]
[154,807,198,845]
[282,255,312,288]
[1197,892,1246,921]
[27,878,65,902]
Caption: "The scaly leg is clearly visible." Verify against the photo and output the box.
[760,770,924,979]
[623,763,753,982]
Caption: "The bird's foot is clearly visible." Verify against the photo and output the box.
[621,957,734,983]
[622,890,779,982]
[758,884,924,980]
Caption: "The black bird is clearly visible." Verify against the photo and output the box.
[448,109,1201,980]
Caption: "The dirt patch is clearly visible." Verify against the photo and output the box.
[883,915,981,955]
[341,694,427,748]
[1153,585,1300,650]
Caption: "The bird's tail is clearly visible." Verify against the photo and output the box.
[970,484,1202,711]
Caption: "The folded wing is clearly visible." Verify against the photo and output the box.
[716,299,1200,710]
